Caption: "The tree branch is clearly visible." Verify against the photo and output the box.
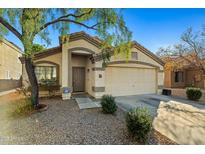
[38,9,94,32]
[58,9,93,20]
[179,54,196,66]
[69,20,100,30]
[0,16,22,41]
[40,19,98,32]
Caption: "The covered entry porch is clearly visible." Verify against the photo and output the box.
[61,46,100,99]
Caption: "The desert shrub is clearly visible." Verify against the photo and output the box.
[8,98,34,118]
[101,95,117,114]
[126,107,152,143]
[186,87,202,101]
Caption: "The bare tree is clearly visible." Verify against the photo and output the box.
[157,27,205,73]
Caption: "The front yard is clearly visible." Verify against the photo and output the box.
[0,92,174,145]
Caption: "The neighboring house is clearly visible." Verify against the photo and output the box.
[21,31,164,99]
[163,55,205,89]
[0,39,22,92]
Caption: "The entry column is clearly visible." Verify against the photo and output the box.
[61,37,72,100]
[92,61,106,98]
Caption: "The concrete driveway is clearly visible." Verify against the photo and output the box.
[115,94,205,144]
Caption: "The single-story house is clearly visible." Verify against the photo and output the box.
[21,31,164,99]
[163,55,205,89]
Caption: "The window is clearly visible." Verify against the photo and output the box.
[35,66,57,85]
[131,52,138,60]
[175,71,184,83]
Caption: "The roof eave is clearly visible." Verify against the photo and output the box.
[132,41,165,66]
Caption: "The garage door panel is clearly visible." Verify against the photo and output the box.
[105,67,156,96]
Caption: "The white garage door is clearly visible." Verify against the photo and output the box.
[105,67,156,96]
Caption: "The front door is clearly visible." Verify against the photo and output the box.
[72,67,85,92]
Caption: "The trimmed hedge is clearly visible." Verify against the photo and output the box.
[126,107,152,143]
[186,87,202,101]
[101,95,117,114]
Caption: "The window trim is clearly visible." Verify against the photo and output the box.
[34,61,60,85]
[35,66,57,85]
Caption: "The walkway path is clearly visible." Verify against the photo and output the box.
[74,95,101,109]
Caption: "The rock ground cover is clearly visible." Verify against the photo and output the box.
[0,93,175,145]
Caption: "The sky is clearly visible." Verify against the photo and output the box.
[4,8,205,53]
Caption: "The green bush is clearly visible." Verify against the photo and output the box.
[186,87,202,101]
[101,95,117,114]
[126,107,152,143]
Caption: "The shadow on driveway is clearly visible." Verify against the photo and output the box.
[115,94,164,117]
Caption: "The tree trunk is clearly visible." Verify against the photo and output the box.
[25,57,39,109]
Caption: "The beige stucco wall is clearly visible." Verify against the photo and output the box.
[109,47,163,70]
[62,43,70,88]
[72,54,87,67]
[136,49,163,70]
[93,70,105,98]
[68,39,101,53]
[157,72,164,86]
[157,71,164,93]
[0,39,22,80]
[85,58,95,96]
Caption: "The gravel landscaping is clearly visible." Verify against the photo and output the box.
[0,95,176,145]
